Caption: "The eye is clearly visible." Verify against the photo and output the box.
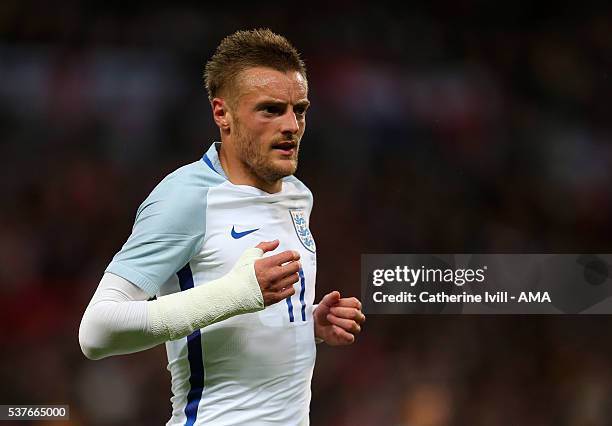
[261,105,283,115]
[294,105,309,118]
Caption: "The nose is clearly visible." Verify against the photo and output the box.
[279,110,299,135]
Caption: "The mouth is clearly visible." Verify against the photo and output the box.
[272,140,297,156]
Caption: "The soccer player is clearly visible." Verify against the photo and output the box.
[79,29,365,425]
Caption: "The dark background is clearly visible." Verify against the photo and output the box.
[1,1,612,425]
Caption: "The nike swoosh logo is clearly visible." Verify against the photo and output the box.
[231,226,260,239]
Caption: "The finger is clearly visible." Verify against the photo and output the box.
[319,291,341,308]
[331,325,355,344]
[330,306,366,323]
[335,297,362,310]
[264,260,301,283]
[326,314,361,334]
[263,286,296,306]
[263,249,300,267]
[271,273,300,291]
[275,286,296,302]
[255,240,280,254]
[279,260,301,278]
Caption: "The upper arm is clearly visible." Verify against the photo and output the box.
[105,176,207,296]
[91,272,151,304]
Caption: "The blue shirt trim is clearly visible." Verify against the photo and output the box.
[178,264,205,426]
[299,269,307,321]
[285,296,295,322]
[202,153,219,175]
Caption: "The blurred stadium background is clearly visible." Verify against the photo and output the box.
[1,1,612,425]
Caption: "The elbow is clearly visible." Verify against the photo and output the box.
[78,315,108,361]
[80,345,104,361]
[79,341,105,361]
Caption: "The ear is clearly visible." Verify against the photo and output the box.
[212,98,232,132]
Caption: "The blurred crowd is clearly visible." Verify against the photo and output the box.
[1,1,612,425]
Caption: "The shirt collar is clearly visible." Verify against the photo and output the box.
[202,142,228,179]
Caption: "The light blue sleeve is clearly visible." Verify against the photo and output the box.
[105,165,209,296]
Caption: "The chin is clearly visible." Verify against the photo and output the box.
[264,162,298,181]
[273,160,298,176]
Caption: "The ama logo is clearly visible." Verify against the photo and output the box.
[518,292,551,302]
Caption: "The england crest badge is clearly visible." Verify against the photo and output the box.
[289,209,316,253]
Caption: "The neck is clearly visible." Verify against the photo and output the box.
[218,144,282,194]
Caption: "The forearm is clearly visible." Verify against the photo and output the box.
[79,248,265,360]
[147,248,264,341]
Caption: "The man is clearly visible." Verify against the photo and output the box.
[79,29,365,425]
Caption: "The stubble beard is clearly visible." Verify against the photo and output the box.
[234,122,299,185]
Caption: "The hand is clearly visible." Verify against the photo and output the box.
[314,291,365,345]
[254,240,300,307]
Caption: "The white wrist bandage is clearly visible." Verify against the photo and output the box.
[148,247,265,340]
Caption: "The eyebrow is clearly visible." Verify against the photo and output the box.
[255,98,310,109]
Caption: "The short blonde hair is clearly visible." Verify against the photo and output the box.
[204,28,306,102]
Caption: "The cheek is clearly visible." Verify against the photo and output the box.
[237,122,264,146]
[249,119,271,137]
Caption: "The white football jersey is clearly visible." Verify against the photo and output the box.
[106,142,317,426]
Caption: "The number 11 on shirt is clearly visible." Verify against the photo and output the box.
[285,268,307,322]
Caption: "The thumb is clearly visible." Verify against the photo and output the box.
[320,291,341,307]
[255,239,280,254]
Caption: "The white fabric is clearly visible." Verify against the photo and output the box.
[79,273,157,360]
[79,247,265,359]
[162,177,317,426]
